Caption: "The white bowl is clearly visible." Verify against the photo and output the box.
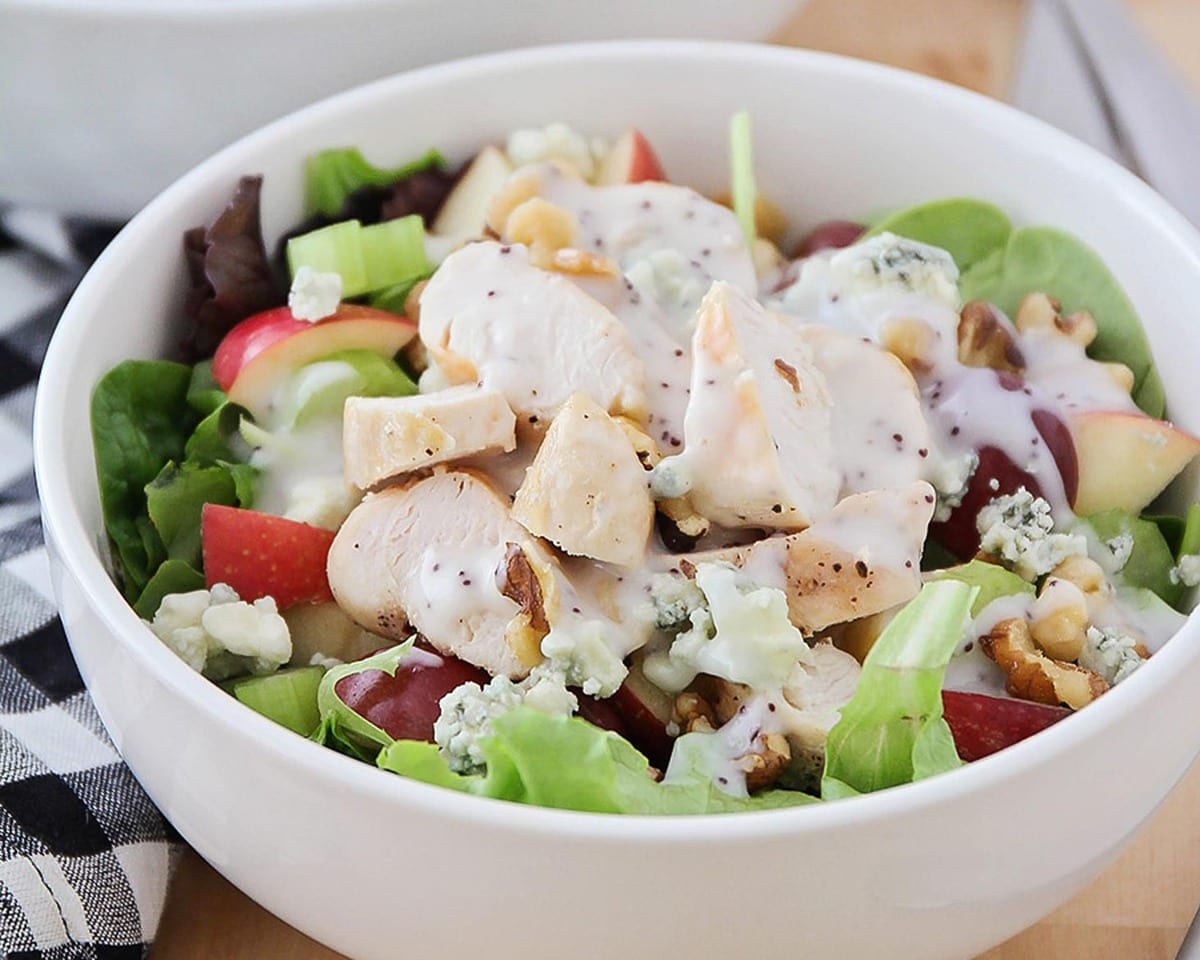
[0,0,797,218]
[34,41,1200,960]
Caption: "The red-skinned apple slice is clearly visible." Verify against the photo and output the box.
[929,375,1078,560]
[335,645,489,742]
[202,503,335,609]
[1069,410,1200,515]
[212,304,416,418]
[596,128,667,185]
[431,145,514,239]
[941,690,1070,762]
[792,220,865,258]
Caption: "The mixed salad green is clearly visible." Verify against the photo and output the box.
[90,117,1200,815]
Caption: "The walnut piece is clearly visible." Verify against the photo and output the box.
[549,248,619,277]
[980,618,1108,709]
[957,300,1025,373]
[495,543,550,666]
[1014,292,1098,348]
[1029,576,1089,661]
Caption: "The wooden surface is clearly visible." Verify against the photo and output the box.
[152,1,1200,958]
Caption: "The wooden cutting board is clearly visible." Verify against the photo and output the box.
[152,1,1200,957]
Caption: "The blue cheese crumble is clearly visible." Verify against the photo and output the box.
[506,122,604,180]
[1170,553,1200,587]
[288,265,342,322]
[433,664,578,774]
[147,583,291,680]
[540,617,629,697]
[642,563,808,693]
[1079,626,1144,685]
[826,232,960,310]
[976,488,1086,581]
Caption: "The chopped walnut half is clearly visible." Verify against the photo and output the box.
[682,679,792,791]
[1014,292,1098,347]
[980,618,1108,709]
[957,300,1025,373]
[674,690,716,733]
[495,543,550,667]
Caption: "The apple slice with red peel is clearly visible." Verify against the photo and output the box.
[1069,410,1200,515]
[431,145,513,239]
[942,690,1070,762]
[202,503,335,609]
[596,128,667,185]
[213,304,416,419]
[335,645,489,742]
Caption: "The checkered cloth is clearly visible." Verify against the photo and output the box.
[0,211,177,959]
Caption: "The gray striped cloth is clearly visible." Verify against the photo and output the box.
[0,210,177,960]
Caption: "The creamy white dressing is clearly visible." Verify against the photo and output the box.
[416,542,520,643]
[923,366,1070,514]
[530,163,756,317]
[1020,327,1138,414]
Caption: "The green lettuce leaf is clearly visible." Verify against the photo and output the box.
[864,198,1012,271]
[821,580,975,799]
[315,641,417,755]
[930,559,1034,615]
[305,147,444,219]
[378,708,817,815]
[1179,503,1200,559]
[960,227,1163,416]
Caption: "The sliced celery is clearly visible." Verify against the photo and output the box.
[286,215,430,300]
[286,221,368,296]
[361,215,430,291]
[224,665,325,736]
[729,110,757,248]
[304,146,444,218]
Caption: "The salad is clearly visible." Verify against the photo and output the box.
[90,117,1200,815]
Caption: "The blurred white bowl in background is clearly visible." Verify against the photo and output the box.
[0,0,798,217]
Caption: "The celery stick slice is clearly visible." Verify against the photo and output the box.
[286,221,368,297]
[224,665,325,736]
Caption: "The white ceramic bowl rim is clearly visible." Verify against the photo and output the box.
[34,39,1200,844]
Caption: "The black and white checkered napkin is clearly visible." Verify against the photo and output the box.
[0,211,177,959]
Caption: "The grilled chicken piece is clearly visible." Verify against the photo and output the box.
[512,393,653,567]
[342,385,517,489]
[793,323,930,496]
[327,471,563,678]
[417,240,647,427]
[672,281,839,530]
[679,482,934,633]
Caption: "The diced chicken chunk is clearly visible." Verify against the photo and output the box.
[667,281,838,530]
[328,471,567,678]
[342,384,516,489]
[679,482,934,633]
[417,241,647,426]
[793,323,930,496]
[512,393,653,567]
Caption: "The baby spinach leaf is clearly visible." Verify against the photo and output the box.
[960,227,1164,417]
[1084,509,1181,607]
[144,462,239,569]
[186,360,228,416]
[132,559,205,620]
[865,198,1012,271]
[91,360,197,600]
